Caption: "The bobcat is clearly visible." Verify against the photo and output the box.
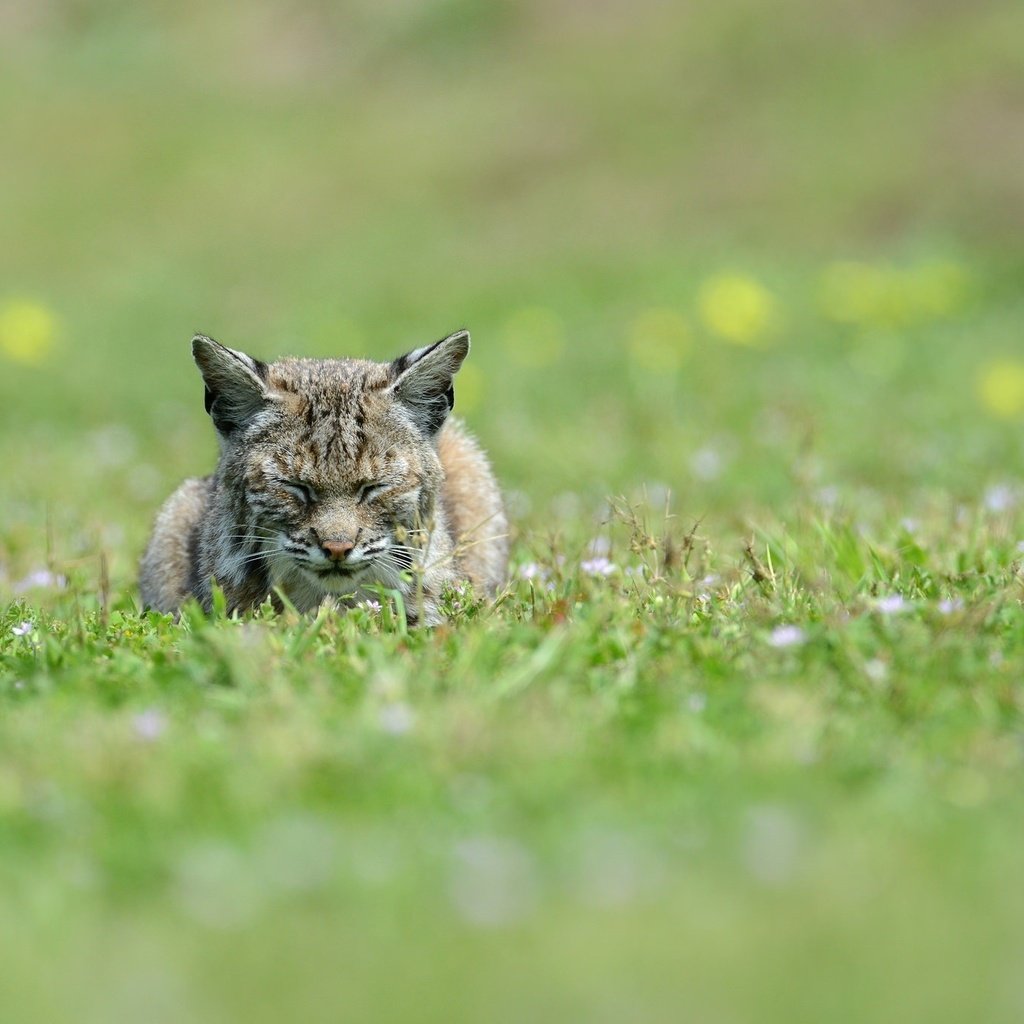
[139,330,507,625]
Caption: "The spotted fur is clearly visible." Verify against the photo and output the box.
[139,330,507,625]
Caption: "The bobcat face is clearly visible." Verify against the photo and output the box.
[239,408,442,598]
[264,463,422,595]
[194,331,465,605]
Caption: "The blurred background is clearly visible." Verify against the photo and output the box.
[2,0,1024,588]
[4,5,1024,1023]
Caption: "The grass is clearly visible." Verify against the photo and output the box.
[3,2,1024,1021]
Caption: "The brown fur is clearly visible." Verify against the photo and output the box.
[139,330,507,625]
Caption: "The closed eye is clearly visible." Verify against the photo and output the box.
[278,479,317,504]
[356,480,388,504]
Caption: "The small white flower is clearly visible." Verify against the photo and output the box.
[518,562,546,581]
[685,692,707,713]
[985,484,1017,513]
[581,556,617,577]
[690,446,723,481]
[864,658,888,682]
[13,569,66,594]
[767,625,806,648]
[357,599,382,614]
[133,709,167,742]
[378,702,415,736]
[874,594,909,615]
[11,621,33,637]
[937,598,964,615]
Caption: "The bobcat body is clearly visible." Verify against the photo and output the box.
[139,330,507,625]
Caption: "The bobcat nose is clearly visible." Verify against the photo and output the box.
[322,539,355,562]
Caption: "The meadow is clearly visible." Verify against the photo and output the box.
[3,2,1024,1021]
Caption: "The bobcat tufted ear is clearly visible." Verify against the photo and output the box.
[192,334,271,435]
[389,329,470,435]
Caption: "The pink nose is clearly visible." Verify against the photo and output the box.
[322,539,355,561]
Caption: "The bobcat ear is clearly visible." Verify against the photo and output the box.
[192,334,271,434]
[389,329,470,435]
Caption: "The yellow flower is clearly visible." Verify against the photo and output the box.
[820,260,970,328]
[977,360,1024,420]
[628,308,690,372]
[0,300,58,365]
[697,274,778,346]
[502,307,564,368]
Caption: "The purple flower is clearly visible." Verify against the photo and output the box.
[581,556,617,577]
[518,562,547,582]
[11,621,33,637]
[985,484,1017,513]
[874,594,909,614]
[13,569,66,594]
[767,625,806,648]
[133,709,167,742]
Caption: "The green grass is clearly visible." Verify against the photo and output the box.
[3,2,1024,1021]
[5,503,1024,1022]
